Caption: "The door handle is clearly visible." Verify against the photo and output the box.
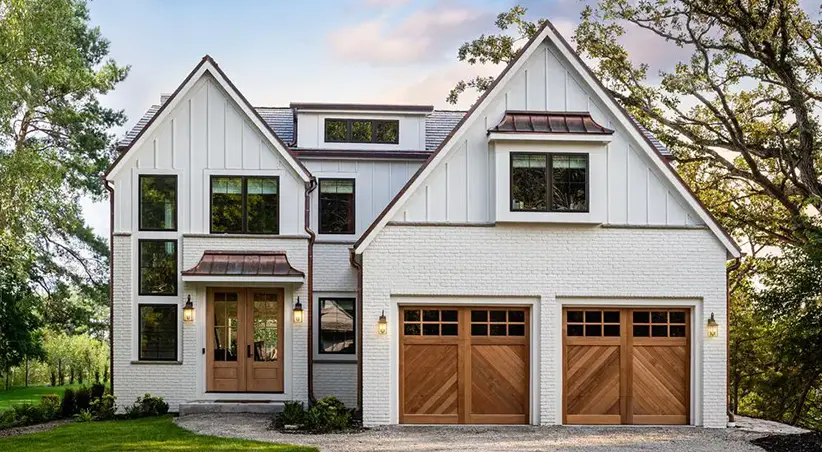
[247,344,251,358]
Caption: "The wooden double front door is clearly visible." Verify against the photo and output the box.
[399,306,530,424]
[563,307,690,425]
[206,288,284,393]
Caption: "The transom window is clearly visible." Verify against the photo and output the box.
[403,309,459,336]
[139,175,177,231]
[319,179,355,234]
[138,304,177,361]
[319,298,356,354]
[511,153,588,212]
[566,310,621,337]
[324,118,399,144]
[138,239,177,296]
[470,309,526,337]
[210,176,279,234]
[633,310,687,338]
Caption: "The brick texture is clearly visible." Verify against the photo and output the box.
[361,224,728,427]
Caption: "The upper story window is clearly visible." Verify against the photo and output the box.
[139,239,177,296]
[319,179,355,234]
[511,153,588,212]
[324,119,399,144]
[318,297,356,354]
[210,176,279,234]
[139,175,177,231]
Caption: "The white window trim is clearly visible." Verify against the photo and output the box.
[312,172,359,241]
[314,291,358,362]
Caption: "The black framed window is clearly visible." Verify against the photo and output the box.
[324,119,399,144]
[138,304,178,361]
[139,175,177,231]
[511,153,588,212]
[318,298,356,354]
[210,176,279,234]
[138,240,177,296]
[319,179,355,234]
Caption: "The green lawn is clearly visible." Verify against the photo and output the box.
[0,415,315,451]
[0,385,82,411]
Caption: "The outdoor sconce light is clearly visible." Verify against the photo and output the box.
[293,297,304,324]
[377,310,388,335]
[707,312,719,338]
[182,295,195,325]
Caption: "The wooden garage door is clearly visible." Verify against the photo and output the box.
[563,308,690,425]
[400,306,529,424]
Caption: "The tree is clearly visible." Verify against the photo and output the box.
[0,0,128,295]
[0,268,44,389]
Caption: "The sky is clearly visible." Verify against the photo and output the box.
[82,0,590,238]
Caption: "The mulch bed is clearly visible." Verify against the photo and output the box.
[0,419,73,438]
[752,432,822,452]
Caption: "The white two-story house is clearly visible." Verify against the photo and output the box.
[105,21,740,428]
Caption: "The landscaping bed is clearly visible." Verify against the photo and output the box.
[752,432,822,452]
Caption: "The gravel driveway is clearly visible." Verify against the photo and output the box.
[176,414,769,451]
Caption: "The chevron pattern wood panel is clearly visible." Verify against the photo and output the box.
[633,345,688,424]
[565,345,621,423]
[401,344,459,422]
[471,345,528,418]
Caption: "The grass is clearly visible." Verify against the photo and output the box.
[0,415,316,451]
[0,385,83,412]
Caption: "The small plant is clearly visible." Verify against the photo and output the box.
[40,395,61,420]
[91,393,117,420]
[75,409,94,422]
[272,401,305,428]
[61,388,76,417]
[124,394,169,419]
[90,383,106,401]
[0,409,17,428]
[75,386,92,412]
[12,403,46,425]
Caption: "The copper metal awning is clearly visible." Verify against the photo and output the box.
[489,111,614,135]
[181,251,304,282]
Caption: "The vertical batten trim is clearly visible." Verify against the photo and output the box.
[188,98,193,228]
[606,136,611,224]
[625,145,631,223]
[445,162,450,222]
[524,69,529,110]
[171,118,177,169]
[206,82,211,169]
[223,98,228,168]
[564,71,569,110]
[544,47,550,108]
[464,138,470,221]
[153,138,158,168]
[425,185,430,221]
[646,168,652,224]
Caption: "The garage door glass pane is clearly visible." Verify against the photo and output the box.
[585,325,602,336]
[585,311,601,323]
[404,310,420,322]
[490,311,506,322]
[441,310,458,322]
[423,310,439,321]
[423,324,440,335]
[604,325,620,336]
[652,325,668,337]
[490,324,506,336]
[471,324,487,336]
[567,311,583,323]
[670,312,686,324]
[508,324,525,336]
[603,311,620,323]
[652,312,667,323]
[633,325,650,337]
[670,325,686,337]
[633,311,649,323]
[405,324,421,335]
[471,310,487,322]
[442,324,458,336]
[567,325,583,336]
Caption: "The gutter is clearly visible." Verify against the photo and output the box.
[103,179,115,395]
[727,256,741,426]
[304,178,318,404]
[349,249,363,411]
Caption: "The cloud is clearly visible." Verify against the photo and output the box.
[360,0,410,6]
[328,1,494,65]
[380,61,502,110]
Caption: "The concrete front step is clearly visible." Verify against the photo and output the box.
[179,400,286,416]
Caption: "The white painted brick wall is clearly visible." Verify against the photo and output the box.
[361,224,728,427]
[313,244,357,292]
[313,363,358,407]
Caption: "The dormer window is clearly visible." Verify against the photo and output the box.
[511,153,588,212]
[324,119,399,144]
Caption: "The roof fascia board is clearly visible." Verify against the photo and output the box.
[541,25,740,257]
[353,25,555,254]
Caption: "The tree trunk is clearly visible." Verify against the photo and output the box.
[25,356,29,388]
[58,360,64,386]
[69,367,75,385]
[4,371,8,391]
[789,370,821,425]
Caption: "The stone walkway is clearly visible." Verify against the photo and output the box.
[176,414,806,451]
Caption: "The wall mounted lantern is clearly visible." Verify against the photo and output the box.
[707,312,719,338]
[377,310,388,335]
[293,297,304,324]
[182,295,195,325]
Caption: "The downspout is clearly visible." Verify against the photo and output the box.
[349,249,363,411]
[103,179,115,395]
[726,256,741,426]
[304,178,318,404]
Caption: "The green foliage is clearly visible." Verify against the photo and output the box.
[0,269,45,377]
[89,393,115,421]
[90,383,105,401]
[74,409,93,423]
[0,395,63,429]
[272,397,354,433]
[60,388,75,417]
[74,386,91,413]
[124,394,169,419]
[39,395,60,420]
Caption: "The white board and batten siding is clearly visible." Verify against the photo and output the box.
[111,75,306,235]
[296,112,426,151]
[391,40,702,227]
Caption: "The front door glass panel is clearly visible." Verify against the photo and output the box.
[213,292,238,361]
[252,292,278,362]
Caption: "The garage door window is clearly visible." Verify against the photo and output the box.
[403,309,458,336]
[566,310,620,337]
[470,309,526,336]
[632,310,687,337]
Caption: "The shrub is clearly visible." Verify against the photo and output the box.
[272,401,305,428]
[75,409,94,422]
[124,394,169,419]
[40,395,61,420]
[12,403,46,425]
[0,409,17,428]
[61,388,76,417]
[91,393,117,420]
[75,386,92,412]
[90,383,106,401]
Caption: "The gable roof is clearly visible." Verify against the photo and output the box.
[353,21,741,258]
[105,56,311,182]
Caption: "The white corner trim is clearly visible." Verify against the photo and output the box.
[353,26,555,255]
[487,132,614,143]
